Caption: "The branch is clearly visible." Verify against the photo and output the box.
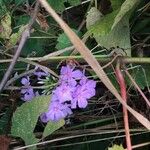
[0,1,40,93]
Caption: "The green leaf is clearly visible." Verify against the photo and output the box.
[94,16,131,56]
[110,0,124,10]
[108,144,125,150]
[43,119,65,137]
[47,0,81,12]
[0,0,7,18]
[15,15,30,26]
[11,95,50,146]
[48,0,65,12]
[56,29,82,55]
[0,108,11,135]
[0,13,12,39]
[127,65,150,89]
[68,0,80,6]
[15,0,25,6]
[86,10,119,37]
[112,0,140,29]
[86,7,103,29]
[8,25,26,47]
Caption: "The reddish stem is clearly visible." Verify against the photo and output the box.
[115,63,132,150]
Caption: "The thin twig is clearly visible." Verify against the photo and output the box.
[0,1,40,93]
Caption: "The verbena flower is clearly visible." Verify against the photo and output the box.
[60,65,83,86]
[53,83,75,103]
[40,101,72,122]
[71,78,96,109]
[21,76,39,101]
[21,76,30,86]
[34,67,49,79]
[40,65,96,122]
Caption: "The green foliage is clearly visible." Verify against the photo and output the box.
[86,0,140,56]
[11,95,65,147]
[110,0,125,10]
[0,108,11,134]
[15,0,26,6]
[86,9,119,37]
[43,119,65,137]
[128,65,150,89]
[108,144,125,150]
[15,15,30,26]
[48,0,81,12]
[111,0,140,29]
[0,13,12,39]
[11,95,50,145]
[56,29,82,55]
[86,7,103,29]
[8,25,26,47]
[0,0,7,18]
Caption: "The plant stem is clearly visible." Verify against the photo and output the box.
[115,61,132,150]
[0,56,150,64]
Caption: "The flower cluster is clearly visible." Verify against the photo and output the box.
[41,65,96,122]
[21,68,49,101]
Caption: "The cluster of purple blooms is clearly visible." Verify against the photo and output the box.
[40,65,96,122]
[21,68,49,101]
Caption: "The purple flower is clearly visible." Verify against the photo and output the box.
[71,78,96,109]
[21,76,39,101]
[21,87,35,101]
[40,101,72,122]
[60,65,83,86]
[53,84,75,103]
[21,76,30,86]
[34,67,49,79]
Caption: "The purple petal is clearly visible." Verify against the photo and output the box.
[40,113,48,123]
[72,70,83,79]
[78,98,88,108]
[21,77,30,85]
[23,93,34,101]
[21,88,28,94]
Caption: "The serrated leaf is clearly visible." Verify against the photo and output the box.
[11,95,50,146]
[0,13,12,39]
[112,0,140,29]
[86,7,103,29]
[43,119,65,138]
[95,16,131,56]
[108,144,125,150]
[86,10,119,37]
